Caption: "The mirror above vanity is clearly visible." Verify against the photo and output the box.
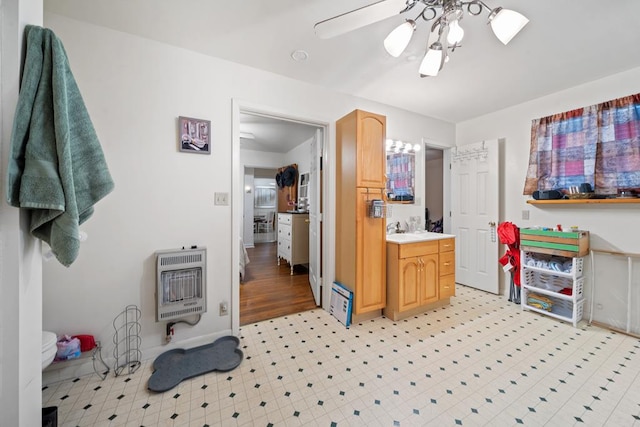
[385,139,420,204]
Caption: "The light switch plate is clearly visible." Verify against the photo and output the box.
[214,192,229,205]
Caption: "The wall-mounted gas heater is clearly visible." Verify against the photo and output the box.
[156,247,207,321]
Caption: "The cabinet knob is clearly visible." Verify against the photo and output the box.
[443,262,451,266]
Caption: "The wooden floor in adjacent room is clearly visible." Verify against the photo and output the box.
[240,242,317,326]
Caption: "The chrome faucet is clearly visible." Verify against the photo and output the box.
[386,221,401,234]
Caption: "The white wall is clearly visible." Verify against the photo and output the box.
[456,66,640,324]
[42,13,455,382]
[1,1,44,424]
[242,149,289,170]
[285,137,312,177]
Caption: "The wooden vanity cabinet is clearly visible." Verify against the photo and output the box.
[385,238,456,321]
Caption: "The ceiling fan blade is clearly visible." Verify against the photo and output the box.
[314,0,407,39]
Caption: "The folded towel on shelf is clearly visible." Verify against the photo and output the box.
[527,293,554,311]
[6,25,114,266]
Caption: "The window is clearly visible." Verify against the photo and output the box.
[254,186,276,208]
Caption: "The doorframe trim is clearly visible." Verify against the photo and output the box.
[231,99,333,335]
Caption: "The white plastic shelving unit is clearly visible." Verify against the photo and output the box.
[520,251,585,327]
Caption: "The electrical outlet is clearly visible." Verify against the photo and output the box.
[522,210,530,220]
[219,301,228,316]
[214,192,229,205]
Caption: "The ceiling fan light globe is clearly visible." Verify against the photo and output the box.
[446,20,464,45]
[418,43,443,77]
[489,7,529,45]
[384,20,416,57]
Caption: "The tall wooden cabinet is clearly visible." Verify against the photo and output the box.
[336,110,387,318]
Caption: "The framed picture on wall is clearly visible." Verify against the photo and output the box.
[179,116,211,154]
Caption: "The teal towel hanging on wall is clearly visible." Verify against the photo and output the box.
[6,25,114,267]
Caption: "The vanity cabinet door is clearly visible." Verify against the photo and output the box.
[354,188,386,313]
[356,111,386,188]
[398,253,438,311]
[420,254,439,305]
[398,257,420,311]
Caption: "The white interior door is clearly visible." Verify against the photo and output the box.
[450,140,499,294]
[308,129,322,305]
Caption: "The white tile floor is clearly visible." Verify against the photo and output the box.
[43,285,640,426]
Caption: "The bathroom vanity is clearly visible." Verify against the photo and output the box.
[384,232,456,321]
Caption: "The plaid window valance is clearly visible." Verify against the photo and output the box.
[523,93,640,195]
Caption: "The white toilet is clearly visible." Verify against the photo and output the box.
[42,331,57,370]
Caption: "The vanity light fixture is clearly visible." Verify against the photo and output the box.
[386,138,421,153]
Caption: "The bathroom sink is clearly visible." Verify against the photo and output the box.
[386,231,455,244]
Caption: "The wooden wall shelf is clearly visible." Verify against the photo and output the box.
[527,198,640,205]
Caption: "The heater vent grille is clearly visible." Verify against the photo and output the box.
[156,247,206,322]
[160,253,204,267]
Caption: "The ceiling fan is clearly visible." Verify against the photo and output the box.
[314,0,529,77]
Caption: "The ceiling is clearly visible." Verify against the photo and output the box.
[45,0,640,132]
[239,113,320,153]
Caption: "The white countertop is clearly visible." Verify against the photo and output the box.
[386,231,455,244]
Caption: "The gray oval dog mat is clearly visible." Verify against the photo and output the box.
[148,335,243,392]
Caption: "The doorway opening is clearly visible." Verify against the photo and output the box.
[238,109,326,326]
[424,146,445,233]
